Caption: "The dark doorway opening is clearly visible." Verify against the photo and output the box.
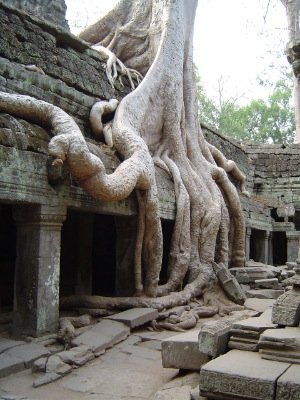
[159,219,175,285]
[250,229,265,262]
[272,231,287,266]
[0,204,16,313]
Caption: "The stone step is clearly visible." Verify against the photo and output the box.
[162,330,209,370]
[105,307,158,328]
[199,350,290,400]
[244,298,275,313]
[246,289,284,300]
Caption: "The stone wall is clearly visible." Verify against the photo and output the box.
[246,144,300,208]
[1,0,69,30]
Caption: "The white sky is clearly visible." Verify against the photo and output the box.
[66,0,289,103]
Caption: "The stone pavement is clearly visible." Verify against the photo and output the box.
[0,310,213,400]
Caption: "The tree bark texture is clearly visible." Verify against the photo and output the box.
[0,0,247,312]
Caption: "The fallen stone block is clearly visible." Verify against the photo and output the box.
[276,364,300,400]
[32,357,47,373]
[46,355,72,375]
[232,309,277,332]
[106,307,159,328]
[162,330,209,370]
[198,310,257,358]
[254,278,279,289]
[199,350,290,400]
[57,345,94,366]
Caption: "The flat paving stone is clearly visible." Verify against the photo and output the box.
[162,330,209,370]
[106,308,158,328]
[72,320,130,355]
[0,354,24,378]
[199,350,290,400]
[3,343,50,368]
[276,364,300,400]
[244,298,275,313]
[246,289,284,299]
[0,340,25,355]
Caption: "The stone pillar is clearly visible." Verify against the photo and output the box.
[74,213,94,295]
[262,231,270,264]
[13,204,66,337]
[268,232,273,265]
[115,216,137,296]
[245,227,251,261]
[286,231,300,262]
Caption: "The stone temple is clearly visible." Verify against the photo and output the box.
[0,1,300,398]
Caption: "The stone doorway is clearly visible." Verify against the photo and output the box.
[0,204,16,314]
[272,231,287,266]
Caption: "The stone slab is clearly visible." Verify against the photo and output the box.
[276,364,300,399]
[198,310,257,358]
[0,339,25,355]
[246,289,284,299]
[72,319,130,355]
[199,350,290,400]
[232,309,277,332]
[260,327,300,344]
[254,278,279,288]
[106,308,159,328]
[244,298,275,313]
[3,343,50,368]
[162,330,209,370]
[0,354,24,378]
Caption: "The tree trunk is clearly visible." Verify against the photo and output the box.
[0,0,247,313]
[281,0,300,142]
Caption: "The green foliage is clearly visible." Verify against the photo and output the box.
[196,69,296,144]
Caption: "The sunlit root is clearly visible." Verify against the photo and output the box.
[92,44,143,89]
[90,99,119,142]
[208,143,250,197]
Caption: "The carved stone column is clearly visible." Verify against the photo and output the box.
[245,227,251,261]
[268,231,273,265]
[263,231,270,264]
[13,204,66,337]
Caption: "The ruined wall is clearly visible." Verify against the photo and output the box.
[246,144,300,208]
[1,0,69,30]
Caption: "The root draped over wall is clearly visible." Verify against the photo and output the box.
[0,0,248,312]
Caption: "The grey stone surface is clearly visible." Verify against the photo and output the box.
[106,307,159,328]
[276,364,300,399]
[272,290,300,326]
[0,339,25,355]
[3,343,50,368]
[199,350,290,400]
[154,385,191,399]
[162,330,209,370]
[31,357,47,373]
[72,319,130,356]
[57,345,94,366]
[232,309,277,332]
[254,278,279,289]
[45,355,72,375]
[246,289,284,299]
[0,354,24,378]
[198,310,257,358]
[244,298,275,312]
